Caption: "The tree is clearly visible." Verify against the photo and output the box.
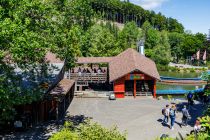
[168,32,184,63]
[182,33,204,58]
[0,0,96,124]
[0,0,59,124]
[142,20,152,35]
[118,21,142,50]
[150,31,171,65]
[145,29,160,50]
[87,24,117,56]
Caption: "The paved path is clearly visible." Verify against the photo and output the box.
[68,97,204,140]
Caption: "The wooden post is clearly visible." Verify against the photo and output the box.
[69,69,70,79]
[56,100,59,121]
[153,80,156,98]
[134,80,136,98]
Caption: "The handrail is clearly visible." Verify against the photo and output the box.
[69,72,107,83]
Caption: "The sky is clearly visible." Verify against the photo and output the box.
[129,0,210,35]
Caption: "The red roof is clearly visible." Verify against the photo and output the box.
[109,48,160,82]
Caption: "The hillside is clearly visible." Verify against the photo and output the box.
[90,0,184,33]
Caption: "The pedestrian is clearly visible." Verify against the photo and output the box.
[187,91,194,106]
[203,94,209,105]
[181,105,190,126]
[169,105,176,130]
[190,119,202,136]
[162,105,170,124]
[194,119,201,132]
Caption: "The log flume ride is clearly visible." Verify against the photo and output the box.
[156,76,206,95]
[159,76,207,85]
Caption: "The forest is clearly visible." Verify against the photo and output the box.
[90,0,184,33]
[0,0,210,126]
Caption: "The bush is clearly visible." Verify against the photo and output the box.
[189,68,195,73]
[157,64,170,71]
[50,121,126,140]
[79,123,126,140]
[49,128,79,140]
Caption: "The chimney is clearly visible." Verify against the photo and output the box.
[137,39,145,55]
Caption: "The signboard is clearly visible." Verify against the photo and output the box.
[128,74,144,80]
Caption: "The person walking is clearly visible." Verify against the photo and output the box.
[162,105,170,124]
[169,105,176,130]
[181,105,190,126]
[187,91,194,106]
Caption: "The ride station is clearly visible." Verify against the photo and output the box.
[67,48,160,98]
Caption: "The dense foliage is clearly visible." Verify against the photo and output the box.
[50,121,126,140]
[0,0,209,125]
[90,0,184,33]
[0,0,95,124]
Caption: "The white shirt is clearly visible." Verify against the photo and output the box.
[165,108,170,116]
[194,125,201,131]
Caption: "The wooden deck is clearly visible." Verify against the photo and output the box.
[69,73,107,83]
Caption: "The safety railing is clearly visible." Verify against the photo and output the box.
[69,73,107,83]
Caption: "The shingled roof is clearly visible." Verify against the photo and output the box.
[109,48,160,82]
[49,79,75,96]
[45,52,64,63]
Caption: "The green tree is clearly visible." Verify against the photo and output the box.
[145,29,160,50]
[87,24,117,56]
[142,20,152,36]
[150,31,171,65]
[168,32,184,63]
[0,0,58,124]
[118,21,142,50]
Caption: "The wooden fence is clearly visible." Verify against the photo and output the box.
[69,73,107,83]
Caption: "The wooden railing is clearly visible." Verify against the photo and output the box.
[69,73,107,83]
[125,91,152,96]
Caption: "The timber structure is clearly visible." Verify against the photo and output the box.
[67,48,160,98]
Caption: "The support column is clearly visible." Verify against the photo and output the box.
[134,80,136,98]
[56,100,59,121]
[153,80,156,98]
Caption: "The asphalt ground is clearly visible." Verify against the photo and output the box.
[68,97,204,140]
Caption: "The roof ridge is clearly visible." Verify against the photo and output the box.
[131,49,138,70]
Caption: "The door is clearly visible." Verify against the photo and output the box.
[125,80,134,96]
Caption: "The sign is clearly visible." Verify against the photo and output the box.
[129,74,144,80]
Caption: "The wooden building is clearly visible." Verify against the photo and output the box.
[12,52,75,128]
[69,48,160,98]
[109,48,160,98]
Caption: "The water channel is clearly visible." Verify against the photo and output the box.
[157,71,205,94]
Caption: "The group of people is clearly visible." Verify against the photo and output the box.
[71,67,106,74]
[161,103,202,134]
[161,104,177,130]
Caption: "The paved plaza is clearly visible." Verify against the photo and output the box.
[68,97,203,140]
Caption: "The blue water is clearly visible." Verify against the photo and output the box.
[157,71,205,95]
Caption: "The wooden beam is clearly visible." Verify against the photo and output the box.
[153,80,156,98]
[134,80,136,98]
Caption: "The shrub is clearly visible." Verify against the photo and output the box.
[49,128,79,140]
[79,122,126,140]
[189,68,195,73]
[157,64,170,71]
[50,121,126,140]
[167,95,172,101]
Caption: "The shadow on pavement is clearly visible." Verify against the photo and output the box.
[176,101,204,127]
[0,115,90,140]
